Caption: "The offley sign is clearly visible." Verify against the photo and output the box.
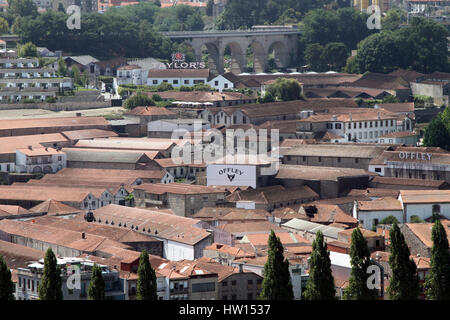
[207,165,256,188]
[399,152,432,161]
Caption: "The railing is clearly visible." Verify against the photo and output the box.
[161,28,300,37]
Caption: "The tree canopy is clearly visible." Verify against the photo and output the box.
[88,263,105,300]
[259,230,294,300]
[0,256,14,300]
[137,250,157,300]
[124,92,155,109]
[265,77,303,101]
[38,248,62,300]
[423,113,450,151]
[303,231,336,300]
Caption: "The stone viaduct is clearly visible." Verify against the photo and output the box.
[161,27,300,75]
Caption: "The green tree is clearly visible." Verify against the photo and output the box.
[423,116,450,151]
[303,231,336,300]
[88,263,105,300]
[379,216,400,225]
[124,92,155,109]
[156,82,174,92]
[57,57,67,77]
[266,77,302,101]
[410,215,424,223]
[38,248,62,300]
[57,2,65,12]
[18,41,37,57]
[259,230,294,300]
[206,0,213,16]
[0,17,9,34]
[321,42,348,71]
[305,43,326,72]
[258,91,275,104]
[382,8,407,31]
[71,65,82,86]
[387,222,419,300]
[344,228,378,300]
[425,219,450,299]
[0,256,14,300]
[136,250,157,300]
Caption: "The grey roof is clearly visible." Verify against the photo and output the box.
[128,57,166,70]
[282,218,342,239]
[162,119,209,124]
[280,144,387,159]
[64,55,99,66]
[62,148,147,163]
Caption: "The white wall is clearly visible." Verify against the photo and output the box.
[207,75,234,92]
[166,240,195,261]
[355,209,404,230]
[404,203,450,222]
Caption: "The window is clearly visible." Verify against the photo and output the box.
[242,117,247,124]
[163,80,168,83]
[432,204,441,214]
[370,122,373,128]
[231,294,237,300]
[222,281,228,287]
[326,123,333,129]
[355,158,359,163]
[215,81,219,86]
[353,122,357,129]
[335,123,341,129]
[364,122,367,128]
[232,280,237,286]
[248,279,253,285]
[375,167,381,173]
[318,157,321,162]
[375,121,378,127]
[58,156,62,161]
[376,240,380,247]
[348,123,351,129]
[173,80,178,84]
[224,83,228,88]
[303,156,306,161]
[359,122,362,128]
[373,218,379,226]
[337,157,341,163]
[248,293,253,300]
[184,80,189,84]
[152,80,158,85]
[192,282,215,293]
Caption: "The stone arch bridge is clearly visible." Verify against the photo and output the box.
[161,27,300,75]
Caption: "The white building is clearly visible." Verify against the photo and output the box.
[353,190,450,229]
[147,119,210,138]
[353,197,404,230]
[377,131,419,145]
[207,74,234,92]
[117,65,147,86]
[15,147,66,174]
[147,69,209,88]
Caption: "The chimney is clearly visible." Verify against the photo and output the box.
[349,113,352,121]
[81,232,86,239]
[28,145,32,150]
[238,264,243,273]
[377,112,381,120]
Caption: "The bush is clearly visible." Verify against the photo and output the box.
[124,92,155,109]
[45,96,57,103]
[410,215,423,223]
[21,98,37,104]
[180,85,193,92]
[380,216,400,225]
[156,82,174,92]
[152,94,162,102]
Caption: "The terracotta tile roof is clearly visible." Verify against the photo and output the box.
[73,137,175,151]
[372,176,448,188]
[389,69,425,83]
[117,64,141,70]
[241,232,311,247]
[298,109,403,123]
[276,165,370,182]
[0,184,103,203]
[156,91,253,102]
[0,133,68,155]
[124,106,177,116]
[379,131,418,138]
[280,143,387,158]
[0,204,29,217]
[328,240,351,249]
[227,185,318,205]
[0,219,130,253]
[61,129,118,141]
[0,240,44,269]
[193,207,270,220]
[217,221,285,234]
[28,199,81,216]
[44,167,167,181]
[376,102,415,113]
[405,222,450,248]
[218,211,269,222]
[347,188,400,198]
[28,215,159,244]
[307,204,358,224]
[0,116,109,131]
[134,183,226,195]
[341,72,409,90]
[148,69,210,78]
[304,86,390,99]
[357,197,403,211]
[339,227,380,238]
[400,190,450,204]
[17,147,64,156]
[204,243,256,259]
[79,204,212,245]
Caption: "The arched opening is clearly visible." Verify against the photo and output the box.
[32,166,42,173]
[201,42,222,75]
[43,165,53,173]
[223,42,246,74]
[248,41,266,73]
[267,41,289,71]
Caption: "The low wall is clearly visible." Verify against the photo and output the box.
[0,101,111,111]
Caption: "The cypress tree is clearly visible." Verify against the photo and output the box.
[136,250,157,300]
[425,219,450,299]
[88,263,105,300]
[303,231,336,300]
[387,222,419,299]
[0,255,14,300]
[38,248,62,300]
[259,230,294,300]
[344,228,378,300]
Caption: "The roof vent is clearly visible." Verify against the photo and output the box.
[155,229,158,235]
[118,222,122,227]
[81,232,86,239]
[28,145,32,150]
[142,228,146,232]
[105,220,108,224]
[135,226,138,230]
[147,229,151,233]
[98,218,101,223]
[110,221,114,225]
[124,223,127,227]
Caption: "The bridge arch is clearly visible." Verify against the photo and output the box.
[248,40,266,73]
[222,41,246,74]
[268,41,289,69]
[202,42,222,76]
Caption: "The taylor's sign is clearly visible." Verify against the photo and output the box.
[207,165,256,188]
[166,52,206,69]
[398,152,432,161]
